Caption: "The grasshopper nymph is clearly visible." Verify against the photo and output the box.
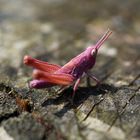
[24,29,112,101]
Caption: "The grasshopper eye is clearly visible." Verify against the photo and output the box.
[91,49,98,57]
[91,49,97,56]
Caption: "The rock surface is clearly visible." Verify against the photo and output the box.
[0,0,140,140]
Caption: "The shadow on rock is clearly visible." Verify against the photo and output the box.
[42,84,118,117]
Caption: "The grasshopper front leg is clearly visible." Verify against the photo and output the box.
[71,78,81,103]
[86,72,100,85]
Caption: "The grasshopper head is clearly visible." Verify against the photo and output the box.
[91,29,112,57]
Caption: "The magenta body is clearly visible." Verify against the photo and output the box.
[56,47,96,79]
[27,29,112,89]
[30,47,96,88]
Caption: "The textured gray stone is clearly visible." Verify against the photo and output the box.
[0,0,140,140]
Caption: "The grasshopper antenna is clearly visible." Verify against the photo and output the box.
[95,29,112,50]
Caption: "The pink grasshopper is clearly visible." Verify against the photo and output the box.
[24,29,112,100]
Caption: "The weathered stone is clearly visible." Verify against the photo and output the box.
[0,0,140,140]
[2,113,46,140]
